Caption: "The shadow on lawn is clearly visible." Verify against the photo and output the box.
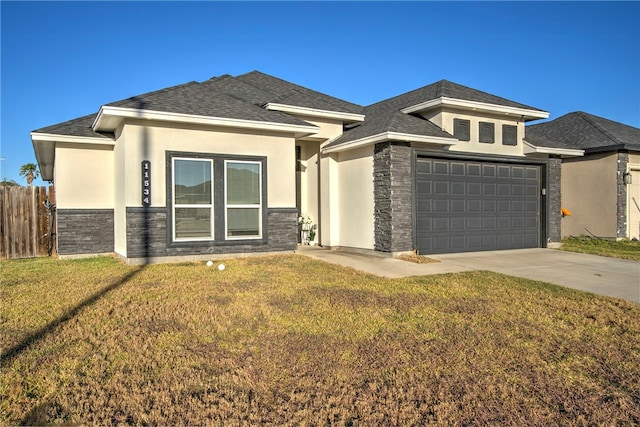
[1,266,146,365]
[2,97,156,367]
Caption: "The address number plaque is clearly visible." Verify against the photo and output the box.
[142,160,151,207]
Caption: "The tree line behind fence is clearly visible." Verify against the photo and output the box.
[0,186,56,259]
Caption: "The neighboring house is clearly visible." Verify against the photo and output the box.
[525,112,640,240]
[32,71,579,263]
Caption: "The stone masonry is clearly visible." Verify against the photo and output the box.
[373,142,413,252]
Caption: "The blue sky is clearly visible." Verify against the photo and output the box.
[2,1,639,186]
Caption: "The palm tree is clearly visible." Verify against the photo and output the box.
[19,163,40,186]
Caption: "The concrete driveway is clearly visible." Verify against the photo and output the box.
[297,247,640,304]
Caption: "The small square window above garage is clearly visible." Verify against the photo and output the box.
[502,125,518,146]
[454,119,471,141]
[479,122,495,143]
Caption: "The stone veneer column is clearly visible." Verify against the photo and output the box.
[547,157,562,244]
[617,151,629,238]
[373,142,413,252]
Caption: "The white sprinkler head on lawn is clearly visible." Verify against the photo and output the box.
[218,263,226,271]
[206,260,213,267]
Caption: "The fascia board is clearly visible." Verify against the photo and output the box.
[523,141,584,157]
[322,131,457,154]
[31,139,56,181]
[401,97,550,120]
[30,132,115,146]
[93,106,320,137]
[264,103,365,123]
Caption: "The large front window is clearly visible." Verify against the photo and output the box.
[225,161,262,238]
[173,158,214,240]
[169,153,265,243]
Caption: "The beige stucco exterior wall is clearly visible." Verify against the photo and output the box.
[336,146,374,249]
[296,116,344,141]
[298,141,321,230]
[113,126,127,255]
[627,153,640,239]
[296,115,346,245]
[423,109,525,157]
[319,153,340,247]
[54,142,114,209]
[119,120,297,208]
[561,152,618,238]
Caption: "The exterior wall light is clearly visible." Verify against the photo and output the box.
[623,171,632,185]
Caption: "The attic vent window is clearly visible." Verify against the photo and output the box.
[502,125,517,146]
[479,122,495,144]
[453,119,470,141]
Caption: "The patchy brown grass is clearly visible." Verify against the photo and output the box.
[396,254,440,264]
[1,255,639,426]
[560,237,640,260]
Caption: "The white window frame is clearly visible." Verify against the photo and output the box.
[172,157,215,242]
[224,160,262,240]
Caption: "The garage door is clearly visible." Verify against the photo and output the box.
[416,158,541,254]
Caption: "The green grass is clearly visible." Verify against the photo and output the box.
[560,236,640,260]
[2,255,639,425]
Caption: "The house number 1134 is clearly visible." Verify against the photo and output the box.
[142,160,151,207]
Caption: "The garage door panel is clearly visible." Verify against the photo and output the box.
[416,158,541,254]
[468,183,481,195]
[467,164,481,176]
[467,200,481,213]
[433,218,449,232]
[434,181,449,194]
[451,217,465,229]
[417,181,432,195]
[451,182,465,195]
[483,200,496,213]
[483,183,496,196]
[434,162,449,174]
[451,163,465,175]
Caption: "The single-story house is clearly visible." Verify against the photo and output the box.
[31,71,581,263]
[525,112,640,240]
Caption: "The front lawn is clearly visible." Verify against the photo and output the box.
[2,255,639,425]
[560,236,640,260]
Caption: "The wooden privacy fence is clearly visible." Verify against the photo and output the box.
[0,186,56,259]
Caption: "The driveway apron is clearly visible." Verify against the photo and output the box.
[298,247,640,304]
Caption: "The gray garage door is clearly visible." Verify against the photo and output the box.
[416,158,541,254]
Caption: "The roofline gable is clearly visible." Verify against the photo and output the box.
[401,97,549,121]
[92,105,319,137]
[263,102,365,123]
[522,140,584,157]
[323,131,457,154]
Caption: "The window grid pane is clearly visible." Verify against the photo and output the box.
[225,160,262,239]
[173,158,214,240]
[175,208,213,239]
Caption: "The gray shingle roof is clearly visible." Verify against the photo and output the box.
[105,78,310,127]
[377,79,546,113]
[525,112,640,152]
[33,71,365,137]
[326,103,454,148]
[235,71,364,115]
[33,113,113,139]
[328,79,543,148]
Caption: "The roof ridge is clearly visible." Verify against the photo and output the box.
[107,81,200,107]
[575,111,620,145]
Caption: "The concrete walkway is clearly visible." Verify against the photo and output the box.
[296,246,640,304]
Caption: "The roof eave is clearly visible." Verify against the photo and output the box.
[323,132,457,154]
[30,132,116,182]
[401,97,549,121]
[523,141,584,158]
[264,103,365,123]
[584,144,640,154]
[93,106,319,138]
